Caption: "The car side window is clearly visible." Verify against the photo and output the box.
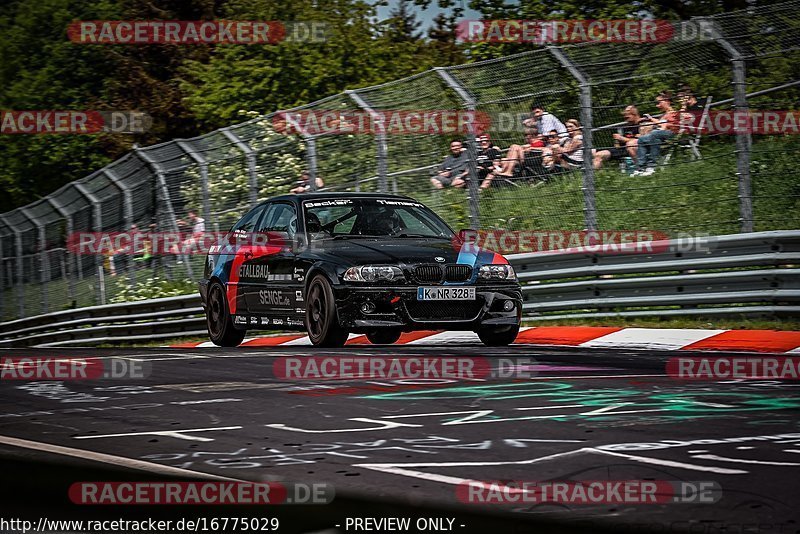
[232,205,267,233]
[258,203,297,236]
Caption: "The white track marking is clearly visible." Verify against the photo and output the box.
[690,454,800,466]
[593,449,747,474]
[406,331,481,345]
[0,434,234,480]
[74,426,242,442]
[581,328,726,351]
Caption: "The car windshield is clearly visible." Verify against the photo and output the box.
[303,198,454,239]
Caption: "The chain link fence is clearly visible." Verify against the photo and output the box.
[1,1,799,321]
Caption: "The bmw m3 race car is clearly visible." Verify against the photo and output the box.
[199,193,521,347]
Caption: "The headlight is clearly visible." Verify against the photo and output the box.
[343,265,404,282]
[478,264,516,280]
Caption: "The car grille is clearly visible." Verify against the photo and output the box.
[405,301,483,321]
[445,264,472,282]
[414,264,443,283]
[412,264,473,283]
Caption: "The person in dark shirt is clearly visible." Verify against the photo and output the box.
[593,105,649,169]
[431,139,470,189]
[475,134,502,189]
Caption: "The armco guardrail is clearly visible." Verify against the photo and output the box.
[508,230,800,320]
[1,231,798,347]
[0,294,204,348]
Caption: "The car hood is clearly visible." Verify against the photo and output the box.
[310,237,506,267]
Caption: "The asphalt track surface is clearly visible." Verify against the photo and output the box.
[1,343,799,533]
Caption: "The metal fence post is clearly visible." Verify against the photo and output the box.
[434,67,481,230]
[548,46,597,231]
[135,148,193,280]
[20,208,48,314]
[713,29,753,233]
[73,181,104,305]
[222,128,259,207]
[47,195,75,306]
[305,137,319,191]
[0,215,24,317]
[347,90,388,193]
[177,141,211,225]
[103,167,136,286]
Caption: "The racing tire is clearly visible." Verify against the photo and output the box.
[366,328,402,345]
[206,281,246,347]
[306,274,349,347]
[477,324,520,347]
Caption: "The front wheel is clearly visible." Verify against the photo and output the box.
[477,325,519,347]
[206,282,245,347]
[306,275,349,347]
[366,328,402,345]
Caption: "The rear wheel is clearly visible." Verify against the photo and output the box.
[306,275,349,347]
[206,282,245,347]
[366,328,402,345]
[477,325,519,346]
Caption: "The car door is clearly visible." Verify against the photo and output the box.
[244,201,301,326]
[226,204,268,324]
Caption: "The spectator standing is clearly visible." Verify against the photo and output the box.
[291,172,324,193]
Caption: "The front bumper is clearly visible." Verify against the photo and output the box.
[332,283,522,332]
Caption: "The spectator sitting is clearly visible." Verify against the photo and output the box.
[487,127,547,182]
[431,139,470,189]
[290,172,324,193]
[475,134,503,189]
[593,105,647,170]
[541,129,563,170]
[633,91,683,176]
[554,119,584,169]
[522,102,567,140]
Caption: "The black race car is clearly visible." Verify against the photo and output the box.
[199,193,521,347]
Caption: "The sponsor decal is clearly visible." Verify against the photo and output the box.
[286,318,304,327]
[376,199,424,207]
[304,199,352,208]
[272,318,284,325]
[233,315,247,325]
[267,273,293,281]
[260,317,271,326]
[293,267,305,282]
[259,290,291,307]
[238,264,269,279]
[295,290,304,302]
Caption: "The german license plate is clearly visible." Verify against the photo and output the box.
[417,287,476,300]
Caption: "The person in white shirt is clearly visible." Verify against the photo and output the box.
[523,102,568,139]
